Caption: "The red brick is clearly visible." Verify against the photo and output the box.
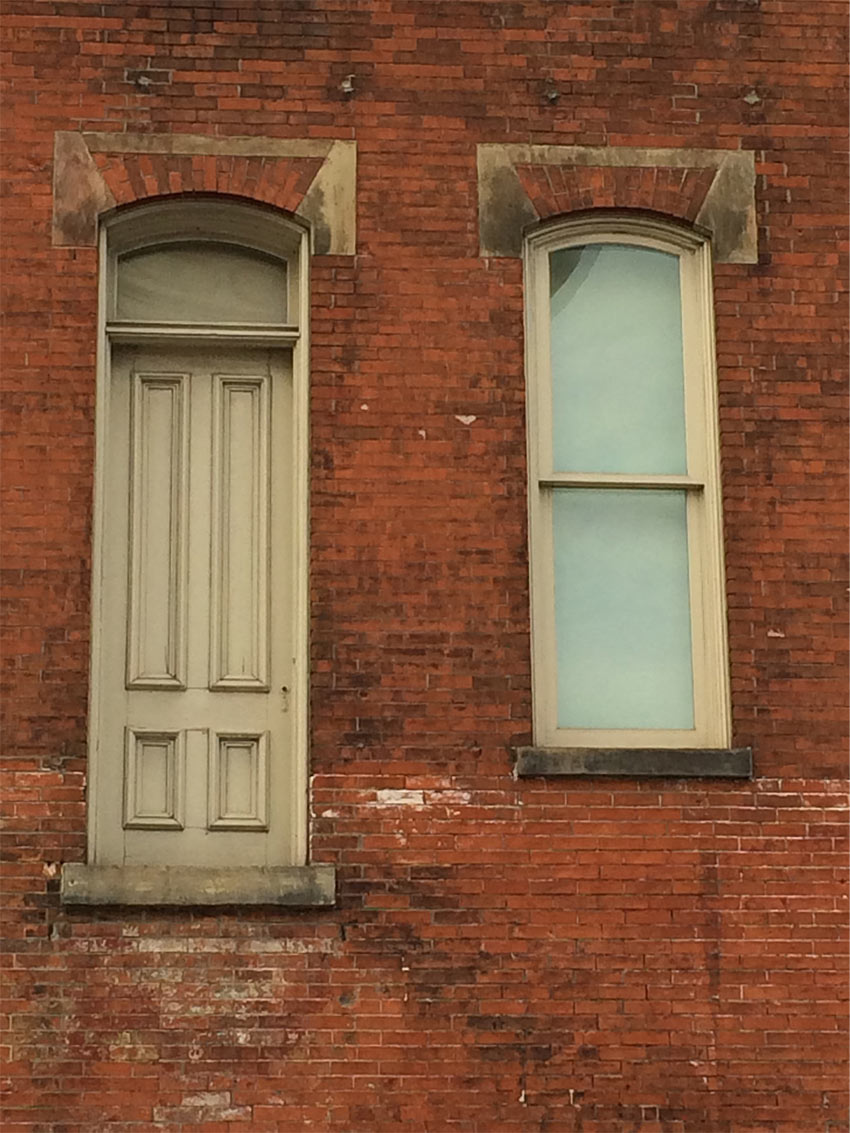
[1,1,847,1131]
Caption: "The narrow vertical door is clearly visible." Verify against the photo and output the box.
[95,346,294,867]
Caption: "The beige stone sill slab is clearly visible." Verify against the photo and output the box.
[61,864,336,907]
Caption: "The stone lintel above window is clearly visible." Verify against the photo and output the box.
[477,143,757,263]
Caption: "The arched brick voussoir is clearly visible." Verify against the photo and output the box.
[53,133,357,254]
[515,163,718,226]
[249,157,326,214]
[478,143,757,263]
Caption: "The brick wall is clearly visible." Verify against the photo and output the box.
[1,2,847,1130]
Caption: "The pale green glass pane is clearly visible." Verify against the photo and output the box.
[117,242,288,324]
[550,244,687,474]
[553,489,695,730]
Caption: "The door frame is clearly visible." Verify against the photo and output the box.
[88,202,311,868]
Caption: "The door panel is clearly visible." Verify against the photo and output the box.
[96,346,293,867]
[209,374,270,690]
[126,373,189,688]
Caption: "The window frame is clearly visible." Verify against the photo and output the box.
[524,213,732,752]
[86,198,312,871]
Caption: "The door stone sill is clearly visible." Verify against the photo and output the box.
[60,864,336,907]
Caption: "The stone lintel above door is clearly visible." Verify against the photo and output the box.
[52,131,357,255]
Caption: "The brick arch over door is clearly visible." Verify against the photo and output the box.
[52,131,356,255]
[93,150,324,215]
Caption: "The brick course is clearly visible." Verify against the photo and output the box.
[1,1,847,1130]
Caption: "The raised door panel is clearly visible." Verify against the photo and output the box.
[124,729,185,829]
[126,373,189,688]
[96,346,294,868]
[208,733,269,830]
[209,375,270,690]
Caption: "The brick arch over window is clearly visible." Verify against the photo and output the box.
[477,143,757,263]
[515,163,718,226]
[52,131,356,255]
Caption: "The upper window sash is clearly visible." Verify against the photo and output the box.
[530,221,714,487]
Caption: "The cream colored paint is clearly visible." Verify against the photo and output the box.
[126,373,188,689]
[86,202,310,875]
[209,734,269,830]
[124,729,185,829]
[94,346,294,866]
[524,216,731,750]
[209,376,270,690]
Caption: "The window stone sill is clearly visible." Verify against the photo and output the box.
[514,747,752,779]
[60,864,336,907]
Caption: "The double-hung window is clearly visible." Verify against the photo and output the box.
[525,215,731,755]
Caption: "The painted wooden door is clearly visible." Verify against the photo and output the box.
[94,345,294,866]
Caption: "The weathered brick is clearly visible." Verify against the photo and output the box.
[1,1,847,1131]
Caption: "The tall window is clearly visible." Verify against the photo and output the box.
[87,200,309,870]
[525,215,730,751]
